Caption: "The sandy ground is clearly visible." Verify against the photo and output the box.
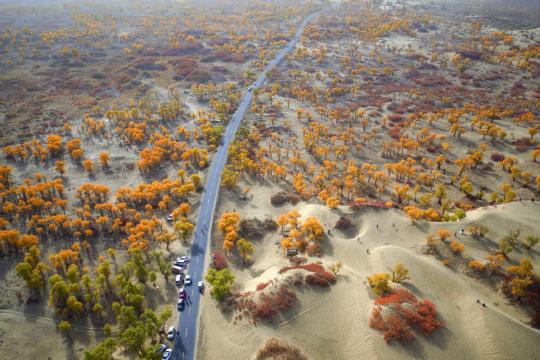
[197,187,540,360]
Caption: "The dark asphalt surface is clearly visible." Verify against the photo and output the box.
[171,8,327,360]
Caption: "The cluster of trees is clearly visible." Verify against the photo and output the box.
[216,211,254,263]
[276,209,325,255]
[367,263,410,296]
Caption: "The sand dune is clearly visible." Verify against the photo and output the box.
[198,199,540,360]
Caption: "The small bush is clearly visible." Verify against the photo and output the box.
[212,251,228,270]
[335,216,352,230]
[270,191,289,206]
[368,307,386,331]
[256,281,272,291]
[255,337,308,360]
[305,274,330,287]
[383,314,415,343]
[491,152,505,162]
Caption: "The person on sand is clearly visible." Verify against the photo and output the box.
[482,303,486,308]
[367,249,370,255]
[476,299,480,304]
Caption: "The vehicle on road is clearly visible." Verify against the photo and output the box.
[184,274,192,286]
[167,326,176,340]
[162,349,172,360]
[179,287,186,299]
[198,281,205,293]
[248,86,253,92]
[156,344,167,354]
[175,274,183,287]
[171,265,184,274]
[166,214,173,222]
[177,298,185,311]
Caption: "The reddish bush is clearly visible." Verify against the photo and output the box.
[306,242,323,257]
[490,152,505,162]
[388,114,404,123]
[288,256,307,266]
[252,297,276,319]
[383,314,415,343]
[280,263,336,284]
[256,281,272,291]
[370,289,444,341]
[375,288,418,305]
[388,126,402,140]
[273,286,297,312]
[368,307,386,331]
[212,251,228,270]
[271,191,288,206]
[305,274,330,287]
[255,337,308,360]
[335,216,352,230]
[396,304,423,325]
[515,137,533,153]
[252,286,297,320]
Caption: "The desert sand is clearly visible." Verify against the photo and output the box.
[197,191,540,360]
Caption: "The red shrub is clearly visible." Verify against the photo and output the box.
[212,251,228,270]
[306,242,322,257]
[368,307,386,331]
[256,281,272,291]
[335,216,352,230]
[388,114,403,123]
[288,256,308,266]
[375,289,418,305]
[305,274,330,287]
[370,289,444,341]
[280,263,336,286]
[252,297,276,319]
[273,286,297,312]
[388,126,402,140]
[490,152,505,162]
[383,314,415,343]
[396,304,422,325]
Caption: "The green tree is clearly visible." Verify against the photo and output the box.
[236,238,254,264]
[58,320,72,337]
[84,337,116,360]
[390,263,410,283]
[205,268,235,301]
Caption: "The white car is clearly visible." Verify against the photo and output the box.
[167,326,176,340]
[184,275,192,286]
[198,281,204,292]
[166,214,173,222]
[162,349,172,360]
[180,255,190,263]
[171,265,184,274]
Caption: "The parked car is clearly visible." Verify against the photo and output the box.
[166,214,173,222]
[162,349,172,360]
[167,326,176,341]
[175,259,186,267]
[180,256,190,263]
[175,274,183,287]
[171,265,184,274]
[184,275,192,286]
[198,281,205,293]
[179,287,186,299]
[177,298,185,311]
[155,344,167,354]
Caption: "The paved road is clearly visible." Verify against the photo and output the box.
[171,8,327,360]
